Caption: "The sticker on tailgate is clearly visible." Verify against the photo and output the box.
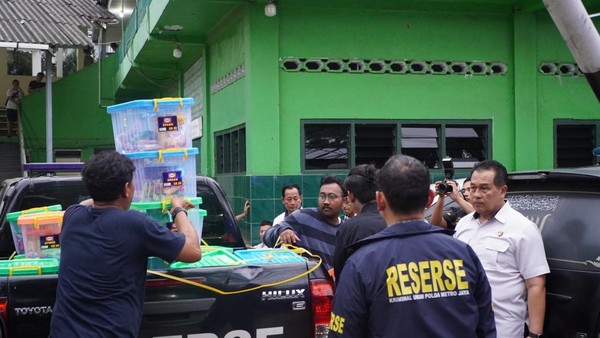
[153,326,284,338]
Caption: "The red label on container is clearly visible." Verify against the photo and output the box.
[158,116,179,132]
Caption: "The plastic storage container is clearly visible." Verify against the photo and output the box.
[130,197,206,242]
[6,205,63,255]
[170,248,244,269]
[17,211,64,258]
[0,257,60,276]
[107,98,195,153]
[234,248,307,265]
[147,256,170,270]
[127,148,199,202]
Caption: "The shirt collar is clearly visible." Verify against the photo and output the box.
[473,200,510,224]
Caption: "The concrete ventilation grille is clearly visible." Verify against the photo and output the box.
[211,65,246,94]
[280,58,508,76]
[539,62,583,77]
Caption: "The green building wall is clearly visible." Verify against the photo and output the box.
[206,4,599,245]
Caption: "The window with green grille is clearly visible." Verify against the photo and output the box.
[215,126,246,174]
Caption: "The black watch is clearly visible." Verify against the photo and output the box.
[171,207,188,220]
[528,333,543,338]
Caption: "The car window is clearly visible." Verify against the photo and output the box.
[507,191,600,272]
[15,182,89,211]
[196,183,228,239]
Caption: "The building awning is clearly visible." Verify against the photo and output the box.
[0,0,117,49]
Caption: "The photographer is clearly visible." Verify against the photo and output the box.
[5,79,24,137]
[430,177,474,229]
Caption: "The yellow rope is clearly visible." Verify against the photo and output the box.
[147,244,322,295]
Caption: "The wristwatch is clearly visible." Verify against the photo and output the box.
[171,207,188,220]
[528,332,543,338]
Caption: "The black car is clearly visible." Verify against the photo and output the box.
[427,166,600,338]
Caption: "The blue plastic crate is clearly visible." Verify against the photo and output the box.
[234,248,307,265]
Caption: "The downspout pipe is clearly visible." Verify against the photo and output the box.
[45,50,53,162]
[544,0,600,102]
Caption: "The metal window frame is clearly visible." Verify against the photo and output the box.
[554,119,599,168]
[214,124,246,175]
[302,119,492,177]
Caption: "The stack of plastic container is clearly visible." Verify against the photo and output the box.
[6,205,63,258]
[107,98,206,252]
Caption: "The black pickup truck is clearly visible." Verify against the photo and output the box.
[0,175,334,338]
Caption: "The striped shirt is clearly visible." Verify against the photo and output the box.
[264,208,339,270]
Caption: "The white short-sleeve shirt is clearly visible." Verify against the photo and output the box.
[454,201,550,338]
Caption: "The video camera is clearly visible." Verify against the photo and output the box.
[436,157,455,194]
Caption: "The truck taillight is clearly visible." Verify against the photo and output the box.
[310,278,334,338]
[0,297,7,333]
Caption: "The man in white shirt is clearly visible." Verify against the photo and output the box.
[273,183,302,226]
[454,160,550,338]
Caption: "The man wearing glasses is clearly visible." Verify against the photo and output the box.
[264,175,344,270]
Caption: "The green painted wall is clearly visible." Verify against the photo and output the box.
[275,7,514,173]
[535,15,599,169]
[21,56,116,162]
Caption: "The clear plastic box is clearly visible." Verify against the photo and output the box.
[107,98,195,153]
[130,197,206,243]
[6,205,63,255]
[17,211,64,258]
[126,148,199,202]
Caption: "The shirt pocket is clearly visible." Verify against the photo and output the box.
[478,237,510,269]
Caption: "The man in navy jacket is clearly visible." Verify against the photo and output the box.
[328,155,496,338]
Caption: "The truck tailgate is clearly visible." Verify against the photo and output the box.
[6,275,57,338]
[140,262,317,338]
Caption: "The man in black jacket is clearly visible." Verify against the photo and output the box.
[333,164,386,284]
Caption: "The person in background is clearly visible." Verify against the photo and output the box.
[329,155,495,338]
[430,177,474,229]
[50,151,201,338]
[273,183,302,226]
[5,79,24,137]
[333,164,386,284]
[235,200,250,222]
[454,160,549,338]
[253,220,273,249]
[341,195,358,221]
[83,46,94,67]
[264,175,344,270]
[28,72,45,94]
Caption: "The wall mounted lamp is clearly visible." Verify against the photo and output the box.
[173,43,182,59]
[265,0,276,17]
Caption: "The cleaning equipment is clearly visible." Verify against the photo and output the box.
[17,211,64,258]
[6,205,62,255]
[107,98,195,154]
[126,148,199,202]
[130,197,206,242]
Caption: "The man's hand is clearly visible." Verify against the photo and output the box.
[279,229,300,245]
[171,195,194,212]
[445,181,462,201]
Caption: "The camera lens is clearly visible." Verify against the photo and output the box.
[437,181,453,194]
